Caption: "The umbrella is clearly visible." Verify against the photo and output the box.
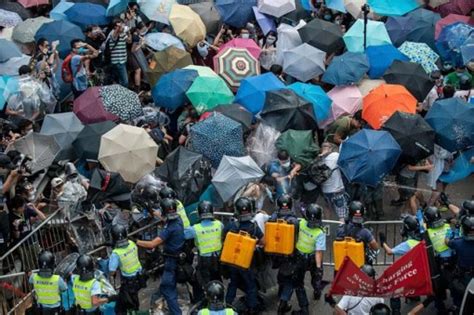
[461,41,474,66]
[439,147,474,184]
[297,18,344,54]
[326,0,345,13]
[343,0,376,19]
[183,65,219,77]
[338,129,402,187]
[275,20,305,66]
[73,121,117,160]
[357,78,386,96]
[87,169,131,205]
[435,14,474,40]
[6,133,61,173]
[398,41,439,74]
[437,0,474,17]
[18,0,48,8]
[169,4,206,48]
[40,112,85,160]
[145,46,193,86]
[383,60,434,102]
[246,123,280,167]
[425,98,474,152]
[106,0,130,17]
[144,32,185,52]
[0,75,18,110]
[219,38,262,59]
[189,2,221,35]
[152,69,198,110]
[288,82,331,123]
[215,0,256,28]
[257,0,295,18]
[252,6,276,36]
[366,44,409,79]
[99,124,159,183]
[283,43,325,82]
[234,72,285,114]
[428,0,449,7]
[50,1,75,20]
[275,129,319,167]
[436,22,474,67]
[189,112,245,168]
[322,52,369,86]
[382,112,434,164]
[186,76,234,114]
[138,0,176,24]
[320,85,362,129]
[156,146,212,205]
[0,9,21,28]
[362,83,417,129]
[385,14,413,47]
[261,89,318,132]
[100,85,144,122]
[343,19,392,53]
[280,0,309,23]
[404,8,440,50]
[212,103,253,131]
[213,47,260,90]
[35,20,85,59]
[0,39,21,62]
[12,16,52,44]
[64,2,110,29]
[367,0,419,17]
[212,155,264,201]
[0,2,31,20]
[73,87,119,124]
[0,55,29,76]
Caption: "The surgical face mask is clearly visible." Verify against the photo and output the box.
[78,47,87,55]
[456,71,465,77]
[280,160,291,168]
[324,14,332,21]
[266,37,276,45]
[197,43,209,58]
[241,33,250,39]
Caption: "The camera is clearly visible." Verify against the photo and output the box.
[13,154,32,174]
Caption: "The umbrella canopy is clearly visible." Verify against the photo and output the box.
[212,155,264,201]
[186,76,234,114]
[261,89,318,132]
[275,20,305,66]
[297,18,344,54]
[405,8,440,50]
[64,2,110,29]
[144,32,184,51]
[0,75,18,110]
[73,121,117,160]
[145,46,193,86]
[435,14,474,40]
[366,44,409,79]
[12,16,52,44]
[436,22,474,67]
[382,112,434,164]
[0,3,31,20]
[215,0,256,28]
[461,41,474,66]
[50,1,75,21]
[234,72,285,114]
[214,47,260,90]
[18,0,49,8]
[0,8,22,28]
[219,38,262,59]
[288,82,332,123]
[0,55,29,76]
[40,112,84,160]
[338,129,401,187]
[398,41,439,74]
[0,39,21,62]
[189,112,245,168]
[322,52,369,86]
[138,0,176,24]
[99,124,159,183]
[190,2,221,35]
[437,0,474,17]
[343,0,376,19]
[169,4,206,48]
[439,147,474,184]
[252,6,276,36]
[385,14,413,47]
[283,43,325,82]
[156,146,212,205]
[106,0,131,17]
[425,98,474,152]
[73,87,119,124]
[357,78,386,96]
[367,0,419,16]
[320,85,362,129]
[152,69,198,110]
[212,103,253,131]
[383,60,434,102]
[7,133,60,173]
[281,0,309,23]
[343,19,392,53]
[100,85,144,122]
[246,123,280,167]
[35,20,85,58]
[183,65,219,77]
[257,0,295,18]
[275,129,319,167]
[87,169,131,205]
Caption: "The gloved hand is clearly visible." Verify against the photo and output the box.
[379,232,386,246]
[440,192,451,207]
[107,294,119,303]
[324,294,336,307]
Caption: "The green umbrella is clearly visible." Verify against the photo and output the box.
[275,129,319,167]
[186,76,234,114]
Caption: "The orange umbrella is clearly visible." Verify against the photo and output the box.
[362,84,417,129]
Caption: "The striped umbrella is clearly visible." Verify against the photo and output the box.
[213,47,260,90]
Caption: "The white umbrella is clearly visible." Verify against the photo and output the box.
[257,0,295,18]
[275,20,306,66]
[283,43,326,82]
[0,54,29,76]
[12,16,52,44]
[138,0,176,25]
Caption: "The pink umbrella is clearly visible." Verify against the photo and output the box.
[435,14,474,39]
[320,86,362,129]
[437,0,474,17]
[219,38,262,59]
[73,87,119,124]
[18,0,49,8]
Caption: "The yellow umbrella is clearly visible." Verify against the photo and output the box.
[169,4,206,48]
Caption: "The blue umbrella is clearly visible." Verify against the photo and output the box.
[366,44,409,79]
[234,72,285,115]
[385,15,413,47]
[35,20,85,59]
[322,52,369,86]
[0,75,19,110]
[152,69,198,110]
[0,39,21,62]
[436,22,474,67]
[425,98,474,152]
[343,19,392,53]
[144,32,185,51]
[252,6,276,36]
[106,0,130,17]
[288,82,331,122]
[338,129,402,187]
[50,1,74,20]
[189,112,245,168]
[461,41,474,65]
[64,2,110,29]
[325,0,345,13]
[439,147,474,184]
[368,0,419,17]
[215,0,256,28]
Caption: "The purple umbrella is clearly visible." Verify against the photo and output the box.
[252,6,276,36]
[73,87,118,124]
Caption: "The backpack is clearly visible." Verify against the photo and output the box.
[306,154,337,186]
[61,54,74,83]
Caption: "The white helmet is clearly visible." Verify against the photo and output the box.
[51,177,64,188]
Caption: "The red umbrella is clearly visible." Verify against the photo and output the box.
[73,87,119,124]
[18,0,49,8]
[435,14,474,39]
[219,38,262,59]
[437,0,474,17]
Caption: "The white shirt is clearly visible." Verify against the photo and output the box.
[421,86,439,111]
[321,152,344,194]
[253,212,270,234]
[454,89,474,103]
[337,296,385,315]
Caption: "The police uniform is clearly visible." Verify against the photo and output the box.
[30,273,67,314]
[447,236,474,308]
[177,200,191,229]
[336,222,375,264]
[197,308,236,315]
[72,274,102,314]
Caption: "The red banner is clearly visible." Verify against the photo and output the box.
[329,241,433,298]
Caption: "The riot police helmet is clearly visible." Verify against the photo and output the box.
[461,216,474,241]
[305,203,323,228]
[111,224,129,248]
[401,215,421,240]
[76,254,95,281]
[234,197,254,222]
[206,280,226,311]
[349,201,365,225]
[276,194,293,216]
[198,200,214,220]
[370,303,391,315]
[160,198,179,220]
[462,199,474,216]
[423,206,444,229]
[38,250,55,278]
[159,186,177,199]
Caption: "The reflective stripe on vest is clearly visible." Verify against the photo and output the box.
[112,240,141,275]
[428,224,450,254]
[200,308,234,315]
[72,277,96,310]
[296,219,323,254]
[177,200,190,228]
[194,220,223,255]
[33,274,60,305]
[406,239,420,249]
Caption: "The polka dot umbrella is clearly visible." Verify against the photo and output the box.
[213,47,260,90]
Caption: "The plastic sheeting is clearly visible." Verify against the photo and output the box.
[246,123,280,167]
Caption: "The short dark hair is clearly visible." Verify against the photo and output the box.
[17,118,33,131]
[18,65,31,75]
[85,25,98,33]
[7,195,26,211]
[270,64,283,76]
[277,150,289,161]
[70,39,82,49]
[442,85,455,98]
[36,37,48,47]
[353,110,363,122]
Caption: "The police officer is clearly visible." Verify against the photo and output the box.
[440,194,474,220]
[109,224,143,315]
[159,186,191,229]
[30,251,67,315]
[137,198,184,315]
[197,281,236,315]
[224,197,264,314]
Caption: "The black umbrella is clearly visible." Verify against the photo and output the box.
[383,60,434,102]
[156,146,212,206]
[213,103,253,131]
[73,121,116,160]
[261,89,318,132]
[382,111,435,164]
[0,1,32,20]
[281,0,310,25]
[298,18,344,54]
[87,168,131,206]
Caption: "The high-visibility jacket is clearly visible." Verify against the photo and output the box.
[32,274,61,306]
[427,224,450,255]
[112,240,142,275]
[296,219,324,254]
[177,200,190,228]
[194,220,223,255]
[72,277,97,310]
[199,308,234,315]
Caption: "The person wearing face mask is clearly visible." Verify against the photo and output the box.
[193,39,218,68]
[421,70,443,115]
[444,65,473,89]
[267,150,302,199]
[259,32,277,71]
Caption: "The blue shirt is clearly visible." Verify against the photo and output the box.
[160,217,185,255]
[29,274,68,308]
[267,159,292,198]
[71,55,88,92]
[391,241,414,256]
[447,238,474,269]
[71,275,102,312]
[108,251,142,277]
[336,223,374,246]
[224,220,264,240]
[187,219,224,257]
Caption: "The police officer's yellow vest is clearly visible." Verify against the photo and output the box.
[72,277,96,310]
[177,200,190,228]
[112,240,142,275]
[194,220,223,255]
[296,219,324,254]
[406,239,420,249]
[427,223,450,254]
[200,308,234,315]
[32,274,60,306]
